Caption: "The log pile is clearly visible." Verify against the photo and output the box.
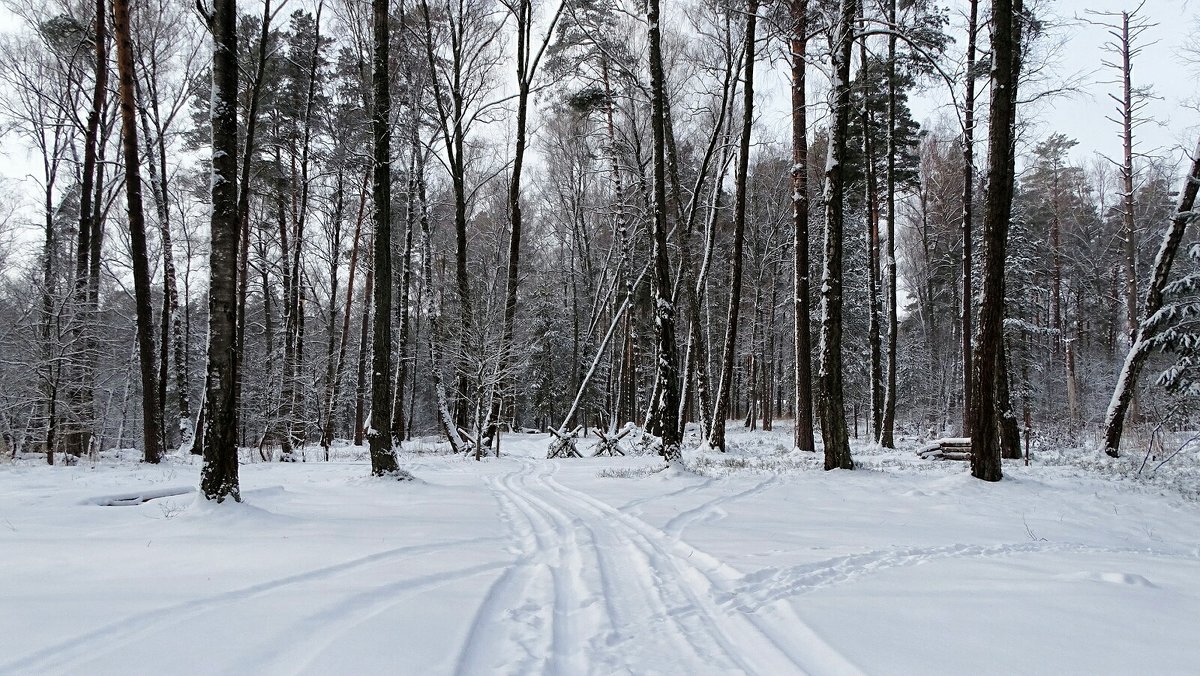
[917,437,972,461]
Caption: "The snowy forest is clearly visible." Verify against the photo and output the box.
[0,0,1198,497]
[5,0,1200,672]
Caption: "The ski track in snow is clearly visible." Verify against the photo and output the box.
[619,475,714,512]
[722,540,1200,614]
[541,463,860,676]
[0,535,504,675]
[661,474,780,539]
[463,458,860,675]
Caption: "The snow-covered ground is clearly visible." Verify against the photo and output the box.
[2,426,1199,675]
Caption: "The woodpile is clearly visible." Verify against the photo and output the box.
[917,437,972,461]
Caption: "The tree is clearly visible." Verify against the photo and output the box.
[488,0,565,448]
[644,0,681,461]
[960,0,978,436]
[969,0,1023,482]
[198,0,242,502]
[1102,141,1200,456]
[367,0,401,476]
[114,0,164,463]
[708,0,759,452]
[791,0,815,453]
[817,0,855,471]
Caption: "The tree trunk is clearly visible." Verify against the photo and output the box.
[323,173,369,448]
[1102,139,1200,456]
[354,241,373,447]
[960,0,978,436]
[709,0,758,452]
[645,0,685,461]
[233,0,274,450]
[859,40,883,443]
[791,0,815,453]
[114,0,163,463]
[880,0,899,448]
[998,337,1021,458]
[817,0,856,471]
[199,0,242,501]
[65,0,107,458]
[367,0,400,474]
[969,0,1023,482]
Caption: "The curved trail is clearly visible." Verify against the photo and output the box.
[457,457,1200,676]
[458,458,861,676]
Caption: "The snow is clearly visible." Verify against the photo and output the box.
[2,426,1199,675]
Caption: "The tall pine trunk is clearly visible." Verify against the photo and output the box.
[880,0,899,448]
[969,0,1023,481]
[960,0,978,435]
[791,0,815,453]
[114,0,163,463]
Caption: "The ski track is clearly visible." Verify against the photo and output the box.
[661,474,780,539]
[244,560,510,675]
[522,462,734,674]
[620,475,715,512]
[723,541,1200,614]
[455,463,558,675]
[1,535,504,675]
[541,465,857,676]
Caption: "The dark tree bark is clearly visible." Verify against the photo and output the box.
[791,0,815,453]
[368,0,400,474]
[960,0,978,436]
[880,0,899,448]
[969,0,1023,482]
[645,0,684,460]
[998,337,1022,458]
[114,0,163,463]
[817,0,855,471]
[199,0,242,501]
[65,0,109,457]
[709,0,759,452]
